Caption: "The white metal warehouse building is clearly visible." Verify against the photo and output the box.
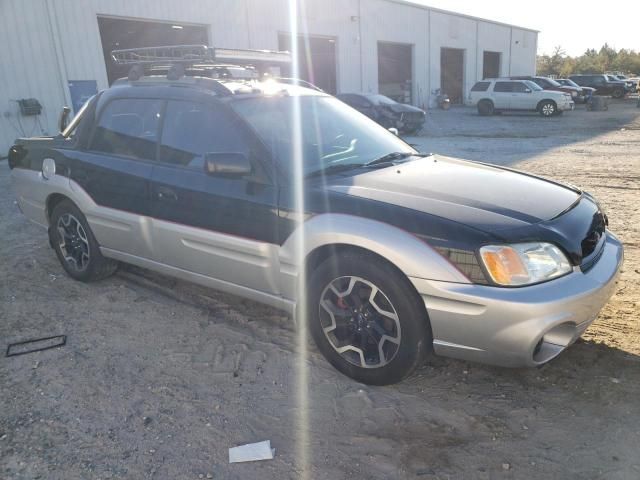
[0,0,538,155]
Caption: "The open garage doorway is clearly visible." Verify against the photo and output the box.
[278,34,337,94]
[483,51,501,79]
[378,42,413,104]
[98,16,209,85]
[440,47,465,104]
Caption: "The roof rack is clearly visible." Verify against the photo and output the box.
[111,44,292,88]
[112,44,292,65]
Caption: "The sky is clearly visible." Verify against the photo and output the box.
[411,0,639,56]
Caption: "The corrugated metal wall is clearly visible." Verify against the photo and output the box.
[0,0,68,154]
[0,0,537,155]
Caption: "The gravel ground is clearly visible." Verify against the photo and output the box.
[1,99,639,480]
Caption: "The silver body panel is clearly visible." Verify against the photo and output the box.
[411,232,623,367]
[11,167,624,367]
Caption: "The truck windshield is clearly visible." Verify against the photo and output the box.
[524,81,543,91]
[231,95,415,177]
[364,94,397,106]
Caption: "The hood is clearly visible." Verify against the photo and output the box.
[384,103,425,114]
[550,86,579,93]
[327,156,581,232]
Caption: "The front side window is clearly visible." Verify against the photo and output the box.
[230,95,414,177]
[493,82,513,92]
[512,82,529,93]
[90,98,162,160]
[158,101,249,169]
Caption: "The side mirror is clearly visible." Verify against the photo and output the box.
[59,106,71,133]
[524,88,532,93]
[388,127,399,136]
[204,152,252,177]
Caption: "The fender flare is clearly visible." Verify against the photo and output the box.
[278,213,470,300]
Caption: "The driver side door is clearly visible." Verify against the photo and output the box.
[510,82,534,110]
[150,99,281,294]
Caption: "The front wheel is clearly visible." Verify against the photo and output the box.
[49,200,118,282]
[612,88,625,99]
[539,101,556,117]
[307,251,432,385]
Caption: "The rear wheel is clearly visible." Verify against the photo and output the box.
[477,100,494,116]
[49,200,118,282]
[539,100,556,117]
[307,251,431,385]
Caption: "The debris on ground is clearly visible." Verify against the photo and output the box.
[229,440,275,463]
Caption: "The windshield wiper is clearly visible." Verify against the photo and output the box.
[364,151,431,167]
[304,163,365,179]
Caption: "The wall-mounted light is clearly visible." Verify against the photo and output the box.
[172,25,183,30]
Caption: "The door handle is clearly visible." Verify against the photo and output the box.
[156,186,178,202]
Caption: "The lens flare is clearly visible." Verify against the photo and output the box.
[289,0,310,478]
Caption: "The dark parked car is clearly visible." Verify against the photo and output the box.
[509,76,588,103]
[555,78,596,102]
[336,93,425,134]
[9,50,623,385]
[569,74,628,98]
[607,74,637,91]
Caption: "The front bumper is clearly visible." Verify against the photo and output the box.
[559,101,575,111]
[410,232,623,367]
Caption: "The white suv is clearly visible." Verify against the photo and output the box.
[468,79,575,117]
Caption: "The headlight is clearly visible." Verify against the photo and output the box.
[479,243,572,286]
[571,91,577,97]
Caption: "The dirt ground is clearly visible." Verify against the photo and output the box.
[1,99,639,480]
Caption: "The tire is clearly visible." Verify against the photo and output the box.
[49,200,118,282]
[477,100,494,116]
[539,100,556,117]
[307,251,432,385]
[612,88,625,99]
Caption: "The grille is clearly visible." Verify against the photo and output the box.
[581,211,606,259]
[401,112,424,122]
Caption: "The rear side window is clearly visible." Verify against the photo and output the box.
[493,82,513,92]
[471,82,490,92]
[158,100,249,169]
[91,99,162,161]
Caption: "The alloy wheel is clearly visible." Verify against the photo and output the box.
[319,276,401,369]
[57,213,90,272]
[541,103,555,116]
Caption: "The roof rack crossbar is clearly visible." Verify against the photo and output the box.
[111,45,292,66]
[112,45,213,65]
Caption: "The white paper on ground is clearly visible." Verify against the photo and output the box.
[229,440,275,463]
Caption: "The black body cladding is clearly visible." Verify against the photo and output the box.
[9,81,606,285]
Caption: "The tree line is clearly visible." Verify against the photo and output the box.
[537,45,640,77]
